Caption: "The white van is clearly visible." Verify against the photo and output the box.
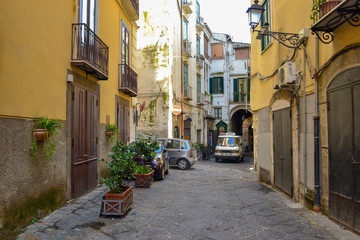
[215,132,244,163]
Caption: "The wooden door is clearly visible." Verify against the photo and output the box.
[72,85,98,198]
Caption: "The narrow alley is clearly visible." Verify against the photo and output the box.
[18,157,358,240]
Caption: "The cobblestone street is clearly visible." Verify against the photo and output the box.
[19,156,359,240]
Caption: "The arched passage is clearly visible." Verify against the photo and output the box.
[230,109,253,152]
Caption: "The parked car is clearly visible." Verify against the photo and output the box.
[132,142,169,180]
[158,138,196,170]
[215,132,244,163]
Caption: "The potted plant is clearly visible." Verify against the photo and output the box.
[105,123,118,143]
[310,0,341,21]
[29,117,62,161]
[130,133,159,163]
[100,141,136,216]
[134,164,154,188]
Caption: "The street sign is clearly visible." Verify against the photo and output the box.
[172,105,181,115]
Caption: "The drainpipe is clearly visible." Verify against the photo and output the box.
[303,43,307,190]
[314,35,321,213]
[180,1,184,139]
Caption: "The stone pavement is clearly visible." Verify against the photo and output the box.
[18,158,359,240]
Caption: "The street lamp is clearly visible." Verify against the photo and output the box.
[246,0,264,31]
[246,1,300,49]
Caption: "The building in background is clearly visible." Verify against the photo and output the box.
[249,0,360,233]
[209,33,252,150]
[0,0,139,235]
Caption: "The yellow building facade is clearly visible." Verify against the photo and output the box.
[250,0,360,233]
[0,0,139,236]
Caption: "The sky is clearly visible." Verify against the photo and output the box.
[198,0,251,43]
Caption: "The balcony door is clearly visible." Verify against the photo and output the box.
[79,0,97,64]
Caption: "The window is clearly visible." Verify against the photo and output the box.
[214,108,222,118]
[197,74,201,103]
[196,37,200,56]
[183,18,188,40]
[184,63,189,96]
[233,78,246,102]
[261,0,271,51]
[79,0,97,31]
[210,77,224,94]
[211,44,223,59]
[166,139,180,149]
[204,37,209,59]
[196,1,200,24]
[121,22,130,65]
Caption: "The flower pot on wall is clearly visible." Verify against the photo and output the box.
[101,186,133,216]
[320,1,341,18]
[32,129,50,141]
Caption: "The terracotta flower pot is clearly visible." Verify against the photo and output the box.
[105,131,115,137]
[101,186,133,216]
[135,170,154,188]
[32,129,50,141]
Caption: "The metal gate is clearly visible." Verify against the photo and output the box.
[328,67,360,233]
[72,85,99,198]
[273,108,293,195]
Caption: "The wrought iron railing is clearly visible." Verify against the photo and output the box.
[129,0,139,16]
[184,84,192,99]
[119,64,137,97]
[71,23,109,80]
[312,0,343,22]
[183,40,191,55]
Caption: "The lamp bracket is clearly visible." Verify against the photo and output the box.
[254,29,300,49]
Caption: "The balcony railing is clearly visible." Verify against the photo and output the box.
[121,0,139,21]
[183,40,191,56]
[196,15,204,32]
[196,55,204,68]
[312,0,343,22]
[119,64,137,97]
[71,23,109,80]
[197,93,205,105]
[184,84,193,100]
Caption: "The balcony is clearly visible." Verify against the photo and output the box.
[71,23,109,80]
[183,0,193,15]
[120,0,139,21]
[196,15,204,33]
[184,84,193,100]
[119,64,138,97]
[183,40,191,58]
[196,55,204,69]
[197,93,205,105]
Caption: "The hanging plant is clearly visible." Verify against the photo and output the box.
[105,124,118,143]
[29,117,62,161]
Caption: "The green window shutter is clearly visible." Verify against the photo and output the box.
[210,78,214,94]
[247,77,250,102]
[220,77,224,94]
[233,78,239,102]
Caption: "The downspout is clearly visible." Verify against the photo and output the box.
[314,35,321,213]
[303,43,307,190]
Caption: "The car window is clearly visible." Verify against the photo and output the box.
[217,137,240,147]
[166,140,180,149]
[181,141,187,149]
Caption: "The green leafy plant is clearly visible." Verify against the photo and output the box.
[130,133,159,162]
[105,123,118,143]
[310,0,325,21]
[29,117,62,161]
[193,142,201,153]
[100,141,137,193]
[135,164,153,175]
[210,94,214,104]
[204,91,209,96]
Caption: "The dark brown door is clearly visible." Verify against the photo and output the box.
[117,101,129,144]
[273,108,293,195]
[328,67,360,233]
[72,85,98,198]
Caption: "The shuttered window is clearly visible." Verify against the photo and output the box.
[210,77,224,94]
[261,0,272,51]
[211,44,223,59]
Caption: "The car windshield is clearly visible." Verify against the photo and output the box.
[217,137,239,147]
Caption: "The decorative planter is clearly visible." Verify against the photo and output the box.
[105,131,115,137]
[100,186,133,216]
[32,129,50,141]
[320,1,341,18]
[135,170,154,188]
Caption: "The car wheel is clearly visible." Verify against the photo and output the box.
[177,159,190,170]
[165,162,169,174]
[158,165,165,180]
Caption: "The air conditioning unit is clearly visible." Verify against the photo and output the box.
[278,62,296,85]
